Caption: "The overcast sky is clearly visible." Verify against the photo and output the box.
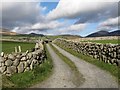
[1,0,119,37]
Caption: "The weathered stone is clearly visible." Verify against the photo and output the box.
[3,71,7,75]
[35,43,39,49]
[54,39,120,66]
[3,54,8,60]
[0,57,5,63]
[0,66,6,73]
[16,54,21,59]
[113,52,117,58]
[0,62,1,67]
[36,56,39,60]
[22,53,26,57]
[117,60,120,67]
[27,60,31,65]
[24,61,29,68]
[6,66,17,74]
[27,53,32,59]
[33,59,38,64]
[13,59,20,66]
[94,55,98,59]
[30,61,34,70]
[24,67,30,72]
[21,57,26,61]
[8,54,15,60]
[5,60,13,66]
[32,53,37,59]
[17,62,24,73]
[1,62,5,66]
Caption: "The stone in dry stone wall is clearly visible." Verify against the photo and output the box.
[54,38,120,66]
[5,60,13,67]
[0,41,45,76]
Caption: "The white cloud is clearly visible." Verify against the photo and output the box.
[57,23,87,35]
[31,20,65,30]
[66,24,86,31]
[47,0,118,21]
[99,16,119,27]
[98,16,119,31]
[10,20,65,34]
[1,0,60,2]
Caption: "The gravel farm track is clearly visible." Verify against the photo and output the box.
[31,43,118,88]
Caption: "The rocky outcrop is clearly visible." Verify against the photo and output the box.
[0,41,45,76]
[54,38,120,66]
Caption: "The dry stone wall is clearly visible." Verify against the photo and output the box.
[54,38,120,66]
[0,41,45,76]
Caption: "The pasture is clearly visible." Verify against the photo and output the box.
[81,39,119,44]
[0,41,35,54]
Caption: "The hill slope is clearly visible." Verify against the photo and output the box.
[86,30,120,37]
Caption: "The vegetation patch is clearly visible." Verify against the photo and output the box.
[2,44,53,89]
[80,39,119,44]
[55,42,119,83]
[1,41,35,54]
[50,44,85,86]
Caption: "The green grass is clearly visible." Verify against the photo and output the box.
[50,44,85,86]
[50,44,77,72]
[2,44,53,89]
[0,41,35,54]
[55,42,119,83]
[81,39,119,44]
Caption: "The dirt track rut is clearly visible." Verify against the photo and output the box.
[31,44,76,88]
[52,43,118,88]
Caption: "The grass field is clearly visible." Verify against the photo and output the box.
[0,41,35,54]
[81,39,119,44]
[55,42,119,83]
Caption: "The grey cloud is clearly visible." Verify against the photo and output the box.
[75,2,118,24]
[1,2,43,30]
[97,16,119,31]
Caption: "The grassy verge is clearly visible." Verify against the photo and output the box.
[2,44,53,89]
[50,44,84,86]
[80,39,119,44]
[54,42,119,83]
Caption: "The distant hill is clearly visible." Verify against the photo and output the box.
[28,33,44,37]
[0,28,18,35]
[109,30,120,36]
[86,30,120,37]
